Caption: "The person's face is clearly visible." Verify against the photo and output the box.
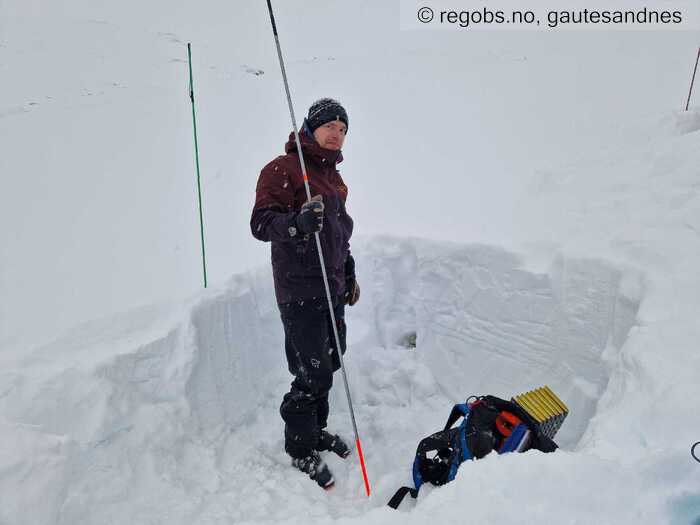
[313,120,347,150]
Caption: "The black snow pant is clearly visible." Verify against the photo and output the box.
[279,296,347,459]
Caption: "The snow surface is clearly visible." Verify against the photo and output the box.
[2,0,700,523]
[3,186,700,523]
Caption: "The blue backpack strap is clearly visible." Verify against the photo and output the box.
[412,452,424,490]
[443,403,470,432]
[459,418,474,461]
[498,423,531,454]
[446,404,475,480]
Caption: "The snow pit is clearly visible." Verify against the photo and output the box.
[0,237,644,524]
[353,237,641,449]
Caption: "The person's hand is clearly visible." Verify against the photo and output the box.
[344,278,360,306]
[295,194,324,235]
[344,254,359,306]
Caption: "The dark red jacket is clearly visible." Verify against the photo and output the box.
[251,130,354,304]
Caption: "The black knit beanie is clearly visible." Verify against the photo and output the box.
[306,98,349,134]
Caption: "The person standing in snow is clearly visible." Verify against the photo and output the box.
[250,98,360,489]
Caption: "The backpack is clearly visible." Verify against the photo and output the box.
[387,394,559,509]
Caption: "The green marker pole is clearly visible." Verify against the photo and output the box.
[187,43,208,288]
[685,47,700,111]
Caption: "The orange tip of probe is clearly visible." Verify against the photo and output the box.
[355,437,371,497]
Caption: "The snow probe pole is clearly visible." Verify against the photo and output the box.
[187,43,208,288]
[685,47,700,111]
[265,0,371,498]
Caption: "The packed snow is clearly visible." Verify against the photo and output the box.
[0,237,644,523]
[2,0,700,523]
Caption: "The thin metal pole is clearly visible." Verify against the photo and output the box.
[685,47,700,111]
[187,43,208,288]
[265,0,371,498]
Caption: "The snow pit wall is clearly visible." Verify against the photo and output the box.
[0,271,286,525]
[183,236,641,447]
[350,237,641,448]
[185,271,284,441]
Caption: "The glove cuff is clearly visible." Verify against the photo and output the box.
[344,254,356,280]
[288,213,301,238]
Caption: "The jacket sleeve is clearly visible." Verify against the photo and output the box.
[250,162,298,243]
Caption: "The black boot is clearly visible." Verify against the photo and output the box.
[318,430,351,459]
[291,450,335,489]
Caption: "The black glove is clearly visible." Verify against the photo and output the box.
[344,254,360,306]
[295,194,324,235]
[345,279,360,306]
